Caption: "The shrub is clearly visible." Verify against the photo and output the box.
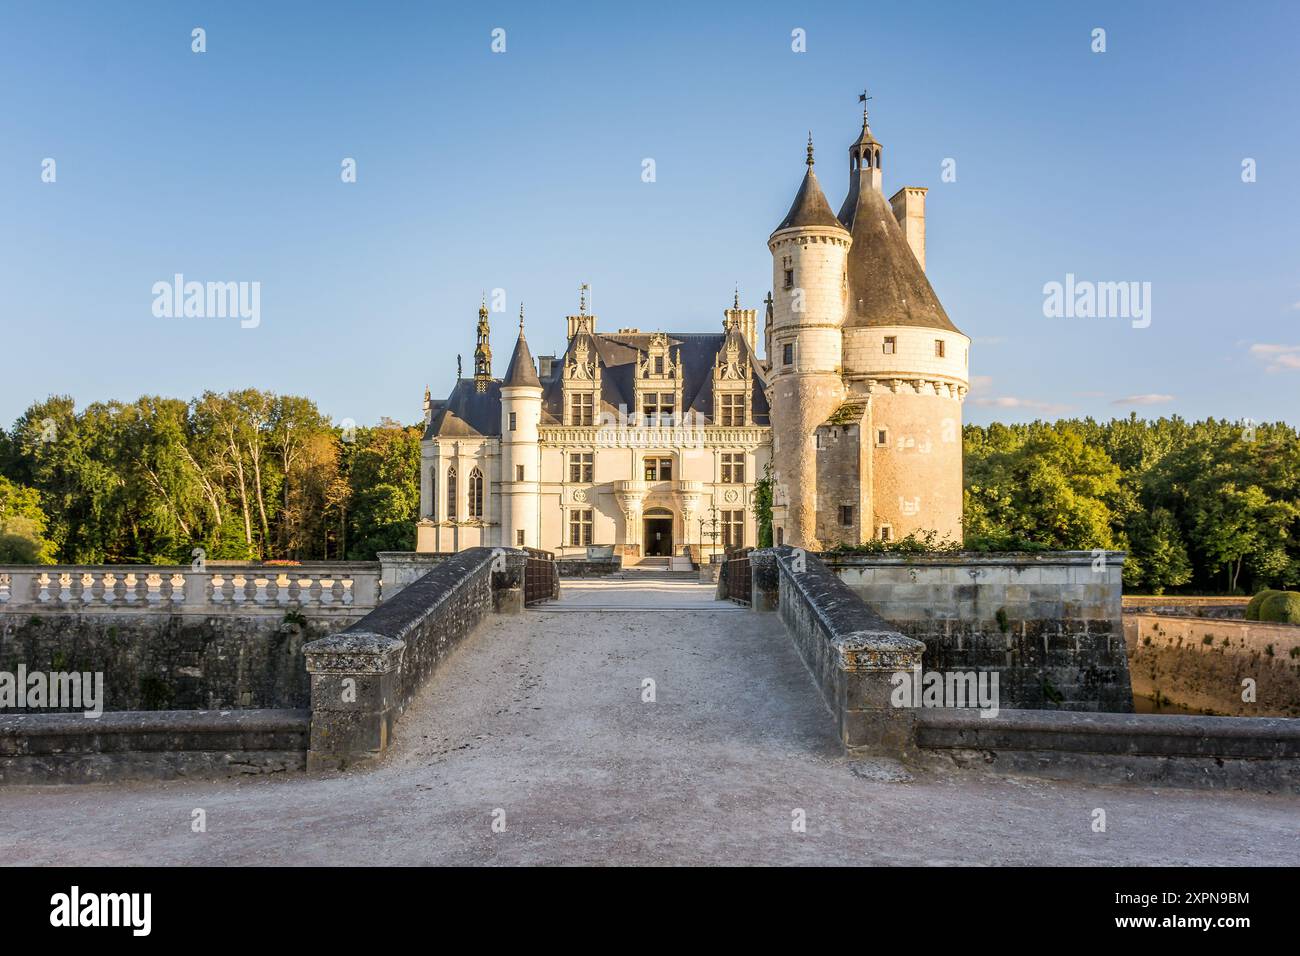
[1246,590,1282,621]
[1258,591,1300,624]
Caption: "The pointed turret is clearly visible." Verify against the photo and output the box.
[837,108,959,333]
[503,304,542,387]
[772,134,849,235]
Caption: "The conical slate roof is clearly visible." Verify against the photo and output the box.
[503,330,542,388]
[773,166,847,234]
[838,169,961,333]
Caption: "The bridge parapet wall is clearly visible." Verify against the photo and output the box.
[761,547,925,755]
[303,547,525,771]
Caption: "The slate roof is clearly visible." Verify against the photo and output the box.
[424,329,770,440]
[503,330,542,388]
[772,166,847,234]
[836,144,961,334]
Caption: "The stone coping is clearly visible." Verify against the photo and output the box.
[0,708,310,738]
[771,547,924,669]
[916,708,1300,758]
[821,550,1127,568]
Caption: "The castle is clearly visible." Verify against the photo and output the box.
[416,106,969,559]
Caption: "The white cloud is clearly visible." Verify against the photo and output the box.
[971,395,1073,414]
[1248,343,1300,372]
[1111,393,1175,406]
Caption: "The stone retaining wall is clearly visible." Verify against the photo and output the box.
[0,708,309,785]
[0,613,348,711]
[1124,614,1300,716]
[1123,595,1250,619]
[823,552,1132,711]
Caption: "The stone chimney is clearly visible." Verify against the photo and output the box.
[888,186,927,272]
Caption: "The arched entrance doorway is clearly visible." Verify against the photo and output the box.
[643,507,673,557]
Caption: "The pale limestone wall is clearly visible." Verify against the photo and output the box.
[842,325,969,385]
[500,385,543,549]
[421,426,771,559]
[867,389,964,543]
[767,225,850,549]
[420,437,497,551]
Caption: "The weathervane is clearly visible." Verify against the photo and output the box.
[859,88,873,124]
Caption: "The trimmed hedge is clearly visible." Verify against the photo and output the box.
[1246,589,1282,621]
[1258,591,1300,624]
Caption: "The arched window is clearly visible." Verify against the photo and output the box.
[446,465,457,520]
[468,467,484,519]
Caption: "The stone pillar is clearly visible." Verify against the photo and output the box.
[492,548,526,614]
[749,549,779,612]
[304,632,406,771]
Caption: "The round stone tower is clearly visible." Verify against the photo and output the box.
[767,135,852,550]
[836,108,969,544]
[499,306,543,549]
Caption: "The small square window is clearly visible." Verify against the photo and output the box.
[935,339,945,358]
[879,525,893,543]
[515,464,525,481]
[839,505,854,527]
[883,336,896,355]
[782,343,793,366]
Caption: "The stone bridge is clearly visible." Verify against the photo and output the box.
[1,549,1298,865]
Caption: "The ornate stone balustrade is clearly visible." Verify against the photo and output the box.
[0,564,379,616]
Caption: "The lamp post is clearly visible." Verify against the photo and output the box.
[697,505,721,561]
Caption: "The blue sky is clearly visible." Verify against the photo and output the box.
[2,0,1298,428]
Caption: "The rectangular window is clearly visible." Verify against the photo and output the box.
[883,336,896,355]
[718,392,746,427]
[570,392,594,426]
[720,452,745,484]
[876,429,888,447]
[782,343,793,366]
[783,269,794,289]
[569,509,593,547]
[721,510,744,549]
[654,356,665,375]
[569,452,593,483]
[644,457,672,481]
[815,432,824,449]
[509,411,517,431]
[642,393,675,426]
[516,529,525,547]
[935,339,945,358]
[879,525,893,543]
[515,464,525,481]
[839,505,854,527]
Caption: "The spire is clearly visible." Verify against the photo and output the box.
[473,296,492,391]
[579,282,589,315]
[835,103,960,334]
[772,133,847,234]
[504,307,542,388]
[733,285,740,309]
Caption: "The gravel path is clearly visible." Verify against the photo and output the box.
[1,581,1296,866]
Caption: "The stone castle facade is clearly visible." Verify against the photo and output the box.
[417,107,968,558]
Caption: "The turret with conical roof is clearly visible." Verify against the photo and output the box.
[499,304,543,549]
[765,133,852,551]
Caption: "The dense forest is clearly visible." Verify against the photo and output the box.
[0,391,421,565]
[1,394,1296,595]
